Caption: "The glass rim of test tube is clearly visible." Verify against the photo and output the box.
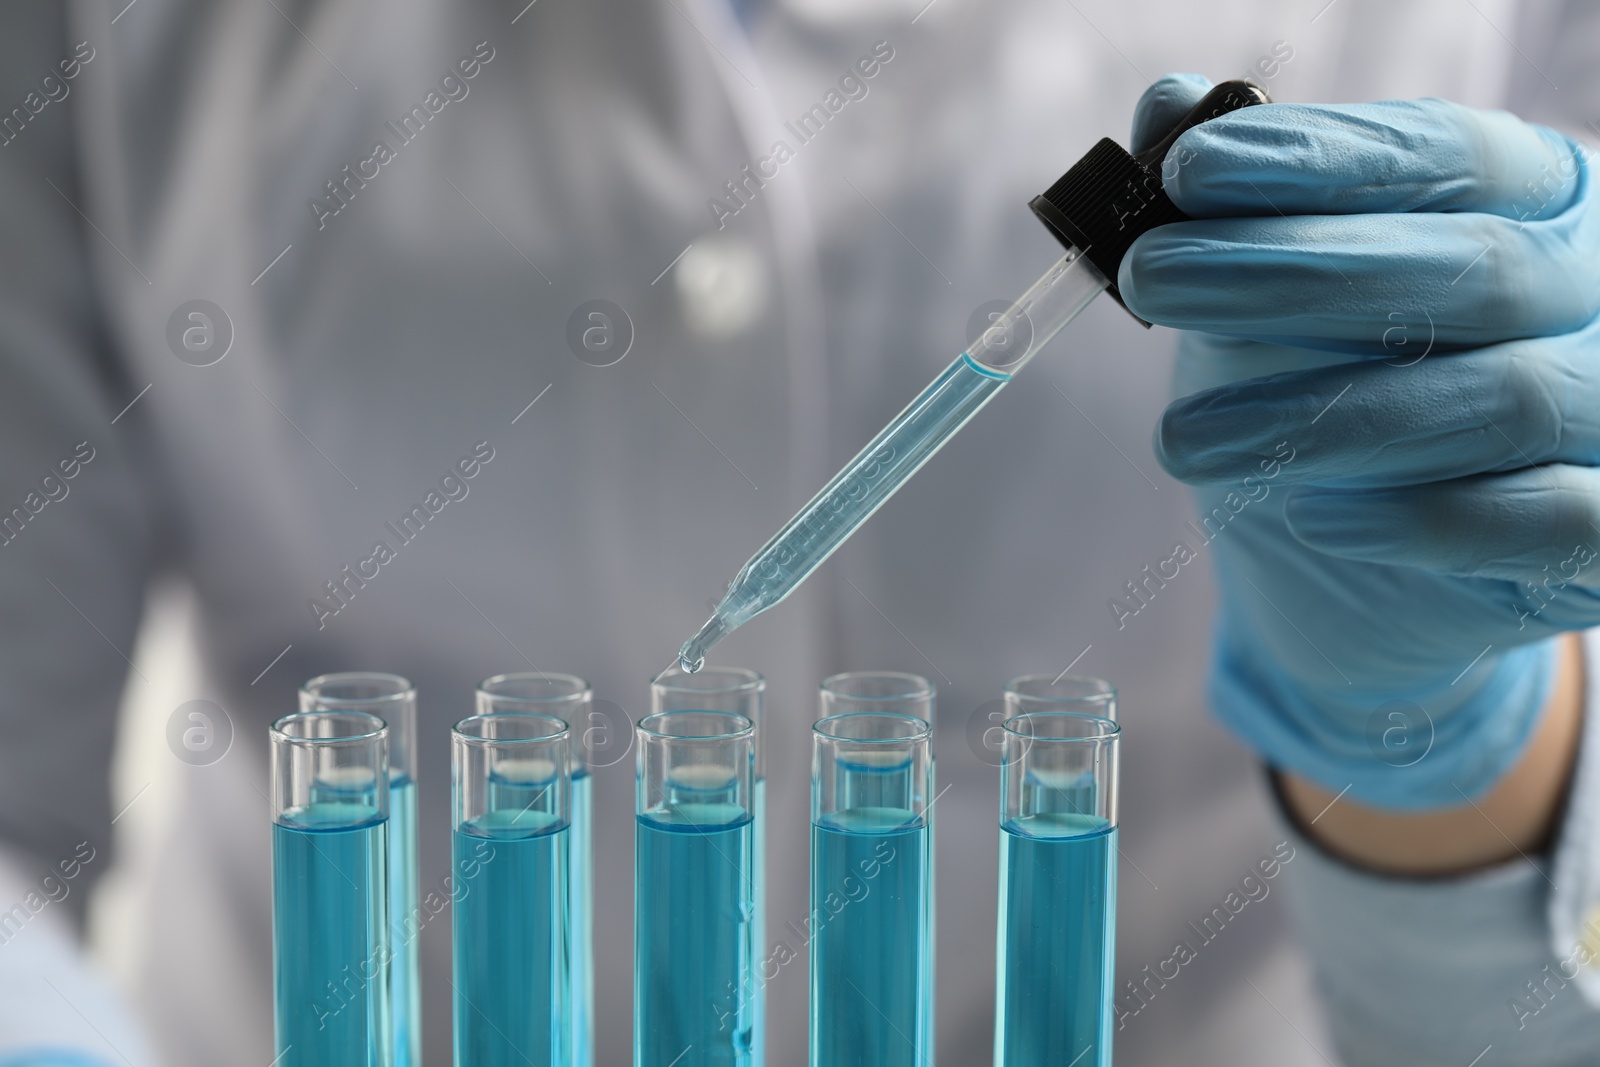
[476,671,592,713]
[269,709,390,817]
[811,708,934,820]
[1000,710,1120,825]
[815,671,935,823]
[452,711,571,823]
[811,709,932,744]
[635,709,755,816]
[635,708,754,743]
[476,671,591,766]
[651,665,764,698]
[452,709,570,750]
[1004,674,1116,720]
[651,665,765,776]
[300,671,417,781]
[819,670,934,714]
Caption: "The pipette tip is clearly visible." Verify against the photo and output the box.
[677,613,731,675]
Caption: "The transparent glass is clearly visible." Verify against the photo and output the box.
[452,712,571,1067]
[270,710,391,1067]
[1004,674,1116,721]
[476,672,595,1067]
[301,672,420,1067]
[810,699,934,1067]
[817,670,934,724]
[651,666,767,1065]
[634,710,756,1067]
[995,708,1120,1067]
[678,248,1108,671]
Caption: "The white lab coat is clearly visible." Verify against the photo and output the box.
[0,0,1596,1064]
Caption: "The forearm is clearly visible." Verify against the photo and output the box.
[1281,632,1585,875]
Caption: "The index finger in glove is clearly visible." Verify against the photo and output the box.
[1162,97,1587,221]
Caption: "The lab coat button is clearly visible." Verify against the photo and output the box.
[674,237,769,340]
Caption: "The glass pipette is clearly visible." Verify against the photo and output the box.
[678,80,1269,672]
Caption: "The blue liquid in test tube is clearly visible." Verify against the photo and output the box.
[270,711,392,1067]
[651,666,767,1066]
[994,678,1119,1067]
[571,766,593,1061]
[635,709,757,1067]
[452,712,571,1067]
[810,673,936,1067]
[478,673,596,1067]
[998,813,1115,1065]
[302,673,421,1067]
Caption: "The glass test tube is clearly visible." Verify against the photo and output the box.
[634,709,756,1067]
[995,680,1120,1067]
[477,673,595,1067]
[301,673,420,1067]
[811,673,935,1067]
[270,710,391,1067]
[452,712,571,1067]
[651,665,766,1066]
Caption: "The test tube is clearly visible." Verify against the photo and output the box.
[811,673,935,1067]
[650,665,766,1065]
[476,673,595,1067]
[270,710,391,1067]
[634,708,756,1067]
[452,712,571,1066]
[301,673,420,1067]
[995,679,1120,1067]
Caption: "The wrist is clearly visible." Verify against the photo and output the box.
[1213,624,1561,810]
[1279,632,1585,875]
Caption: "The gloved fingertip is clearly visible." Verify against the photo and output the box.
[1117,229,1191,325]
[1115,248,1145,319]
[1152,397,1209,483]
[1283,487,1394,556]
[1130,73,1213,155]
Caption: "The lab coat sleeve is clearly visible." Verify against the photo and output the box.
[0,845,156,1063]
[1274,628,1600,1065]
[0,9,158,919]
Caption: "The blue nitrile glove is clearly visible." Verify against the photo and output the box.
[1119,74,1600,809]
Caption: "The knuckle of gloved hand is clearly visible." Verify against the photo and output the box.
[1487,349,1565,462]
[1461,222,1535,335]
[1460,467,1598,577]
[1560,467,1600,544]
[1425,481,1508,575]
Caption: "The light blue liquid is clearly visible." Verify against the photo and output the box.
[570,769,594,1067]
[996,815,1116,1067]
[635,802,756,1067]
[272,802,390,1067]
[482,756,590,1064]
[453,809,569,1067]
[752,775,766,1067]
[681,353,1009,670]
[810,808,932,1067]
[389,775,419,1067]
[307,769,417,1065]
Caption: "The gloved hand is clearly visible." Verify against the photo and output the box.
[1120,74,1600,808]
